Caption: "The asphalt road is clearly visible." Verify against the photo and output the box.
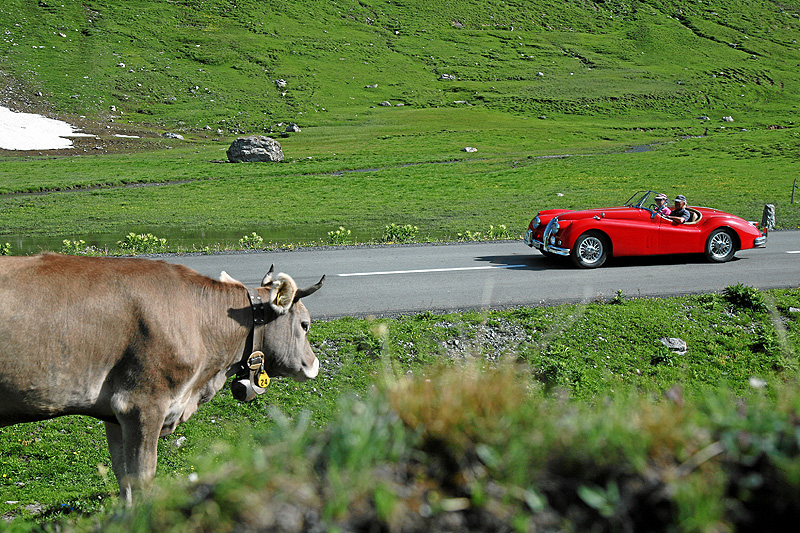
[165,231,800,320]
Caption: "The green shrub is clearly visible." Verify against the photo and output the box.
[723,283,767,313]
[650,345,676,367]
[238,232,264,249]
[456,230,482,241]
[487,224,511,240]
[116,233,167,254]
[0,242,10,256]
[382,223,419,244]
[327,226,352,245]
[610,289,626,305]
[60,239,87,255]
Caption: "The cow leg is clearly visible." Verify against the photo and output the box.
[103,421,132,503]
[104,408,164,504]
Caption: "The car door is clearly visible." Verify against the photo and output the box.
[657,216,705,255]
[608,208,662,256]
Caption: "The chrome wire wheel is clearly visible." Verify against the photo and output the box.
[706,229,735,262]
[571,232,608,268]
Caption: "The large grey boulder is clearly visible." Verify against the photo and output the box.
[227,136,284,163]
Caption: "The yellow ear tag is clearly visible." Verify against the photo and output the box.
[276,293,284,307]
[256,370,270,388]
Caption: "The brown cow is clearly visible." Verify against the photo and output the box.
[0,253,323,502]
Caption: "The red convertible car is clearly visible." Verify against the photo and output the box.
[524,190,768,268]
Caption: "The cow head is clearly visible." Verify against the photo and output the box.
[227,267,324,402]
[258,268,324,381]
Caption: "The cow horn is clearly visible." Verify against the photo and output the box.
[294,275,325,302]
[261,264,275,286]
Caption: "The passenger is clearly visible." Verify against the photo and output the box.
[654,193,671,216]
[666,194,691,224]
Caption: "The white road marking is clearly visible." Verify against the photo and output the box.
[338,264,527,277]
[788,251,800,254]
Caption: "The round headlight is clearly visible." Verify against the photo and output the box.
[531,216,541,229]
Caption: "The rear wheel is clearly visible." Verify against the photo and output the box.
[571,231,608,268]
[705,228,736,263]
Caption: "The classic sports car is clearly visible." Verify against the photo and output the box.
[524,190,768,268]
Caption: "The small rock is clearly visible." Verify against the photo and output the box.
[660,337,687,355]
[462,146,477,152]
[723,115,734,122]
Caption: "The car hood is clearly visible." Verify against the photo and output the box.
[548,206,640,221]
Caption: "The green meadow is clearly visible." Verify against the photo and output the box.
[1,123,798,253]
[2,0,800,530]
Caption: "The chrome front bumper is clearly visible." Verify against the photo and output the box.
[524,218,570,257]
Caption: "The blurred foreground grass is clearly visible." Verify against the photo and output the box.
[2,285,799,530]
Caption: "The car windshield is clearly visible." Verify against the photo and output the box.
[623,191,654,209]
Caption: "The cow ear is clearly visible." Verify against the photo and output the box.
[266,273,297,314]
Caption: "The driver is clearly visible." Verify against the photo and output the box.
[666,194,691,224]
[654,193,671,216]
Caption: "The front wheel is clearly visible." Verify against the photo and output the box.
[570,231,608,268]
[705,228,736,263]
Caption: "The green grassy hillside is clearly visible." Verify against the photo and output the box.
[2,0,799,132]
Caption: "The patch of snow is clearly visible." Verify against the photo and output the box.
[0,105,93,150]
